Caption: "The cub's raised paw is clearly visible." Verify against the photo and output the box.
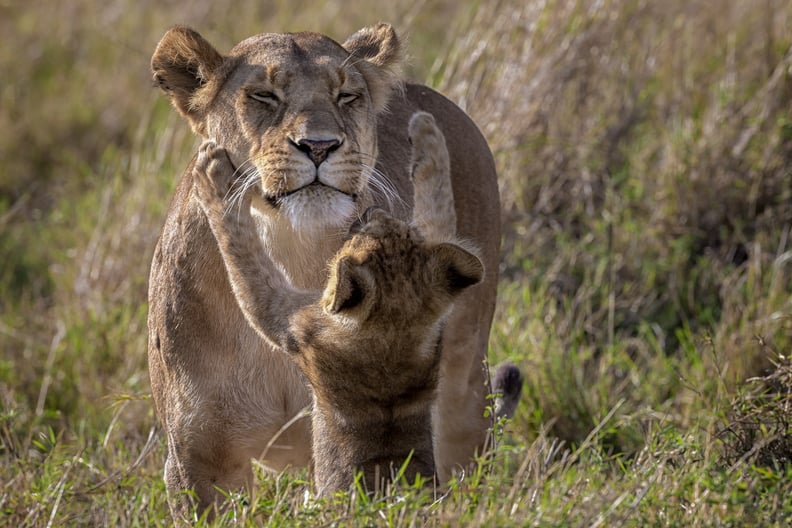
[193,140,238,211]
[408,112,449,183]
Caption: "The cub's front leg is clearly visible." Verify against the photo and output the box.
[193,140,307,351]
[408,111,455,243]
[192,141,269,294]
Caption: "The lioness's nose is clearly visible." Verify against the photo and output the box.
[295,138,342,167]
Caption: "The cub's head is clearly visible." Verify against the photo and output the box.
[323,208,483,323]
[152,24,403,232]
[293,207,482,374]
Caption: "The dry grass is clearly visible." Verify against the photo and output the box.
[720,355,792,469]
[432,0,792,445]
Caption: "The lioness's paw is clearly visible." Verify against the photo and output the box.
[193,141,237,208]
[408,112,449,181]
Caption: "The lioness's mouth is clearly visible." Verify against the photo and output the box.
[264,181,357,207]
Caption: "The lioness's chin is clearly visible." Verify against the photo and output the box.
[256,187,358,234]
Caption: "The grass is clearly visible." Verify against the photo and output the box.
[2,0,792,525]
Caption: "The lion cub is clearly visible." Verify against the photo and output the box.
[193,112,483,495]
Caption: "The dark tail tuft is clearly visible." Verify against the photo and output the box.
[493,361,523,421]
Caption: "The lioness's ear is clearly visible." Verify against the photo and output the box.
[431,243,484,297]
[342,23,404,113]
[151,26,224,135]
[322,257,374,315]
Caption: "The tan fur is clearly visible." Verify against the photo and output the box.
[193,113,480,495]
[147,24,501,519]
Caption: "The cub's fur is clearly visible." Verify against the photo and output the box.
[194,113,481,494]
[148,24,502,517]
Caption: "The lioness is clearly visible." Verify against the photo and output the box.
[147,23,501,515]
[194,112,485,496]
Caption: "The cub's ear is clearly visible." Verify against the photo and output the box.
[151,26,224,135]
[322,257,374,316]
[431,243,484,297]
[342,23,404,113]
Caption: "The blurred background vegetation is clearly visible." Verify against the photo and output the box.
[1,0,791,525]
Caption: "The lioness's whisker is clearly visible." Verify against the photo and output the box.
[222,158,254,200]
[223,164,260,220]
[363,163,405,211]
[354,151,404,210]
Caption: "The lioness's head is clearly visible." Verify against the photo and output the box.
[152,24,403,231]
